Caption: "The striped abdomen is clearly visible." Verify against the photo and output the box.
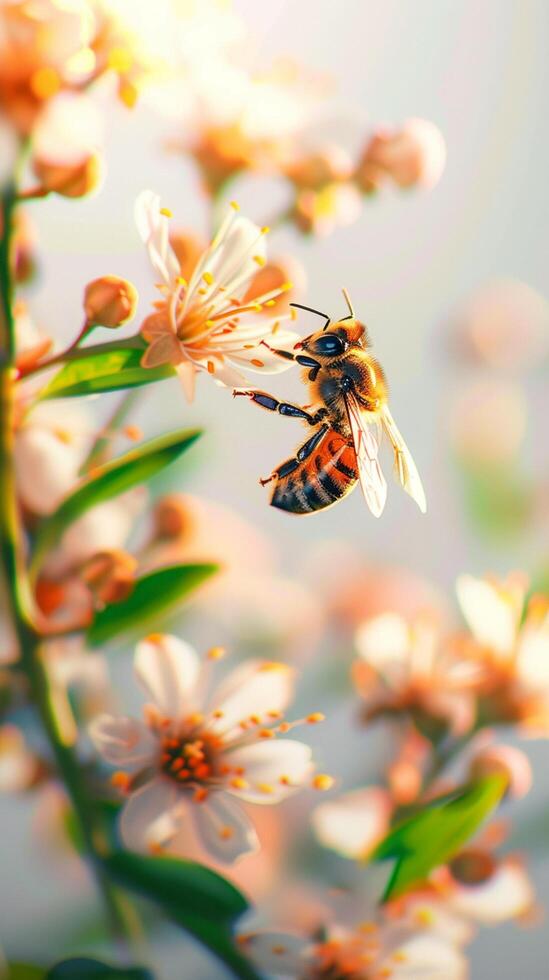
[271,429,358,515]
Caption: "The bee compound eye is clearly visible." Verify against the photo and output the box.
[313,333,345,356]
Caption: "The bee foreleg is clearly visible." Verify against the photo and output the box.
[233,389,327,425]
[260,341,321,380]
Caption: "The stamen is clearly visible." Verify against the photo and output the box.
[231,777,249,790]
[111,771,131,792]
[202,272,214,286]
[253,255,266,266]
[230,201,240,211]
[261,226,270,234]
[220,826,234,839]
[259,729,275,738]
[307,713,326,724]
[207,646,226,660]
[194,787,208,803]
[312,774,334,791]
[159,207,172,218]
[207,361,215,374]
[257,783,275,794]
[251,358,264,367]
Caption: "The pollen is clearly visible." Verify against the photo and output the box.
[253,255,266,266]
[307,712,325,724]
[257,782,275,795]
[207,361,215,374]
[265,299,276,307]
[159,207,172,218]
[108,46,133,73]
[415,907,435,926]
[259,729,275,738]
[220,826,234,840]
[194,787,208,803]
[313,774,334,791]
[176,276,188,287]
[202,271,214,285]
[207,646,226,660]
[261,226,270,234]
[251,358,264,367]
[393,951,408,963]
[281,281,293,292]
[212,709,224,719]
[230,201,240,211]
[30,66,60,99]
[111,771,131,792]
[231,777,249,790]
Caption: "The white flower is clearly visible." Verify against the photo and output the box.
[456,574,549,730]
[90,635,317,863]
[241,922,467,979]
[353,611,481,734]
[312,786,392,859]
[135,191,299,401]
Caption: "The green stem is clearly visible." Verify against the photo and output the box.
[0,186,142,954]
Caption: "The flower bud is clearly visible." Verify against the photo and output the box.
[284,146,353,191]
[33,152,102,198]
[470,744,532,800]
[356,118,446,192]
[152,494,193,540]
[83,275,138,328]
[82,549,137,607]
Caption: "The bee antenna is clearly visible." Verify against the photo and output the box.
[341,287,355,320]
[289,303,331,331]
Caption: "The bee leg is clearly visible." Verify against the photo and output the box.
[259,424,330,489]
[233,389,326,425]
[260,341,321,380]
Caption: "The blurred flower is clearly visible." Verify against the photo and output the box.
[469,744,532,800]
[81,549,137,607]
[142,493,323,660]
[0,0,96,135]
[355,119,446,193]
[183,59,328,195]
[136,190,299,400]
[312,786,392,859]
[433,849,535,927]
[456,574,549,732]
[83,275,138,328]
[302,542,447,632]
[241,920,466,979]
[292,182,362,237]
[14,400,92,516]
[449,379,527,465]
[30,91,103,197]
[90,635,318,862]
[0,724,41,791]
[453,280,549,372]
[44,637,112,737]
[353,611,481,735]
[13,300,52,375]
[12,209,38,284]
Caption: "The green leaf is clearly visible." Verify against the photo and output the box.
[373,775,507,901]
[103,851,261,980]
[31,429,201,572]
[7,965,45,980]
[87,563,218,646]
[46,960,152,980]
[41,347,174,400]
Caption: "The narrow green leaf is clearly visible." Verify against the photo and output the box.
[87,563,218,646]
[31,429,201,572]
[103,851,261,980]
[373,775,507,901]
[41,347,174,400]
[46,959,152,980]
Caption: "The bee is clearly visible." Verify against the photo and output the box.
[234,289,426,517]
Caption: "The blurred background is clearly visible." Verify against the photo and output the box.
[2,1,549,977]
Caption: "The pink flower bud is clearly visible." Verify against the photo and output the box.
[356,118,446,191]
[470,745,533,799]
[83,275,138,328]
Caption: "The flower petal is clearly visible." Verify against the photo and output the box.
[449,860,534,923]
[134,634,201,718]
[312,786,392,859]
[224,740,313,803]
[355,613,410,685]
[135,189,179,285]
[239,930,309,976]
[209,660,295,735]
[120,777,180,852]
[174,360,198,402]
[456,575,520,656]
[380,932,467,980]
[191,792,259,864]
[89,714,156,772]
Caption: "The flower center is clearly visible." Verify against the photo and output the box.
[159,730,220,786]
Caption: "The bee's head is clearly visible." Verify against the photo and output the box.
[291,289,367,359]
[296,320,366,359]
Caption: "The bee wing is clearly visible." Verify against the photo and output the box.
[381,405,427,513]
[345,391,387,517]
